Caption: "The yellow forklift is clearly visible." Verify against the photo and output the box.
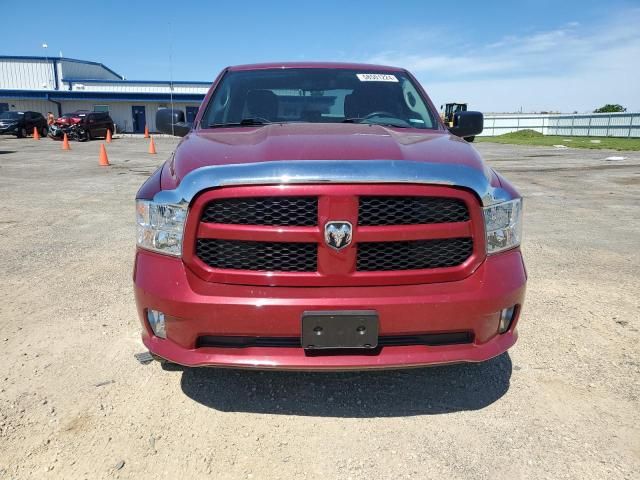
[441,102,474,142]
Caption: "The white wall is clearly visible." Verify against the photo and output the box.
[62,81,209,94]
[1,97,201,132]
[0,98,57,115]
[54,101,201,132]
[481,112,640,138]
[0,59,56,90]
[60,101,147,132]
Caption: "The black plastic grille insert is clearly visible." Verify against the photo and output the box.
[201,197,317,226]
[196,332,473,349]
[359,196,469,226]
[357,238,473,271]
[196,239,317,272]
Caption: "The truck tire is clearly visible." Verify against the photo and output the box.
[17,127,27,138]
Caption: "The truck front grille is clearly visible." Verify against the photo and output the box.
[201,196,317,226]
[196,239,317,272]
[356,238,473,271]
[188,185,484,287]
[358,196,469,225]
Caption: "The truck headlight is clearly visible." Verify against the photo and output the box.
[483,198,522,254]
[136,200,187,256]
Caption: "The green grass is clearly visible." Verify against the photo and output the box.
[477,129,640,151]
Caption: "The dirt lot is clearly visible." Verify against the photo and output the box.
[0,135,638,479]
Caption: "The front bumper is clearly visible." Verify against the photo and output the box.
[0,125,18,134]
[134,248,526,370]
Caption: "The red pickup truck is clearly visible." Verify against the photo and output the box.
[134,63,526,370]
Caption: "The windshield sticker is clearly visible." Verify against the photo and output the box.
[356,73,399,82]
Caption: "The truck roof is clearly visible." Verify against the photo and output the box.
[227,62,406,72]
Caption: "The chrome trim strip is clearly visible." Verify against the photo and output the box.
[153,160,512,206]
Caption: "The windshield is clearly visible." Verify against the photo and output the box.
[201,68,437,129]
[0,112,21,120]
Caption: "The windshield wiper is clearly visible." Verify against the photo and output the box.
[208,117,272,128]
[377,123,410,128]
[342,117,410,128]
[342,117,364,123]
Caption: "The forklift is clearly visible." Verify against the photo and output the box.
[441,102,474,142]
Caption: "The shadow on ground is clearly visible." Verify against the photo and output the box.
[178,353,512,417]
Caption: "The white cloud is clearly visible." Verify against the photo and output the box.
[365,8,640,112]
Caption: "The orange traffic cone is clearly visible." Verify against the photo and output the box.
[148,136,157,155]
[144,125,149,138]
[99,144,110,166]
[33,127,40,140]
[106,128,112,143]
[62,133,71,150]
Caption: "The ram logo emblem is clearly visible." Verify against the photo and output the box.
[324,221,353,251]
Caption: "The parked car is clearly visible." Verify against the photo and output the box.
[0,111,47,138]
[55,111,114,140]
[134,62,526,370]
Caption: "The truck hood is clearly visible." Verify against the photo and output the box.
[151,123,511,205]
[168,123,490,185]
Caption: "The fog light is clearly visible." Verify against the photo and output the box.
[498,306,517,334]
[147,309,166,338]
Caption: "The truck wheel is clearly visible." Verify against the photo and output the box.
[40,126,48,138]
[17,127,27,138]
[465,136,475,143]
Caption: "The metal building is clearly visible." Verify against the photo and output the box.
[0,56,209,132]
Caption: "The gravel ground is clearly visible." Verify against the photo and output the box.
[0,135,638,479]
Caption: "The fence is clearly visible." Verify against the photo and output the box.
[480,112,640,137]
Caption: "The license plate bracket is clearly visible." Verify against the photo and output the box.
[301,310,379,350]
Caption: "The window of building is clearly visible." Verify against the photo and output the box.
[0,103,8,113]
[93,105,110,113]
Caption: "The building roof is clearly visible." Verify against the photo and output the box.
[1,55,211,86]
[0,55,124,79]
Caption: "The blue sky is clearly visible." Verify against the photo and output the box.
[3,0,639,112]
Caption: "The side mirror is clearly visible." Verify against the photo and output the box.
[156,108,191,137]
[448,111,483,138]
